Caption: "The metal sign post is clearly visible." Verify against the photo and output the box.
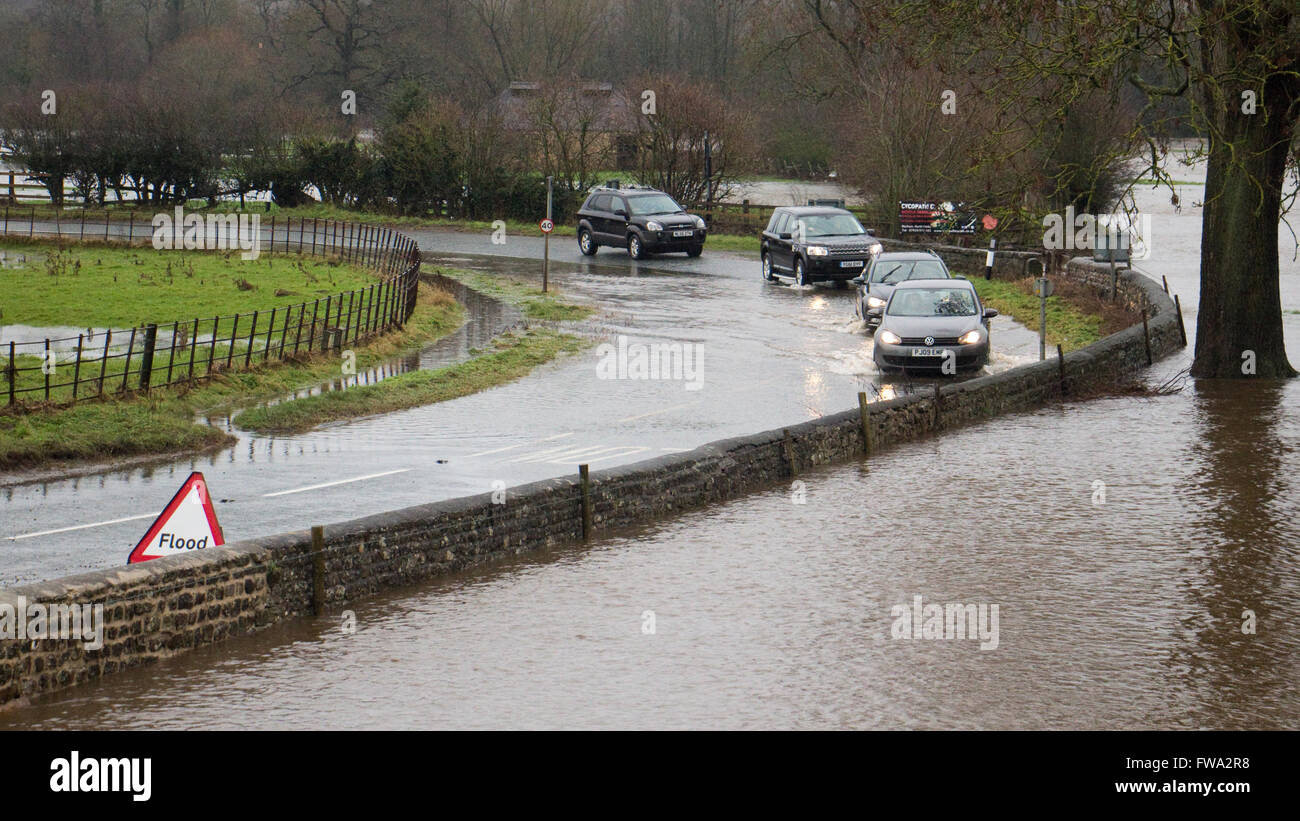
[543,176,553,293]
[1034,276,1055,361]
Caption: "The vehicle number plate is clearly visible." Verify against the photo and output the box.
[839,260,864,268]
[673,230,694,237]
[910,348,946,357]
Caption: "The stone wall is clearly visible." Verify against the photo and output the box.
[0,258,1183,707]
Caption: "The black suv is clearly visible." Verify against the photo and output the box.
[576,185,707,259]
[760,206,883,286]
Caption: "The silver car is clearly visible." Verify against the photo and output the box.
[871,279,998,373]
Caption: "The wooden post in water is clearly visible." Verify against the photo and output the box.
[1173,295,1188,347]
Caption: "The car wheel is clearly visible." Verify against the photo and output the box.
[761,253,775,282]
[794,257,808,287]
[578,228,597,256]
[628,233,648,260]
[686,245,703,258]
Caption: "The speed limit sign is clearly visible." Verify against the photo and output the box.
[539,218,554,234]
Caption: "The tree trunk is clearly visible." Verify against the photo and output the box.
[1192,25,1299,379]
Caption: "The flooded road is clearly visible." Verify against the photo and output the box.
[1,235,1038,585]
[3,142,1298,730]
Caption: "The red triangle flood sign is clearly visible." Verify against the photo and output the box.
[127,472,225,564]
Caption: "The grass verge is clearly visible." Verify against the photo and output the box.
[235,329,587,434]
[431,267,596,321]
[970,275,1132,350]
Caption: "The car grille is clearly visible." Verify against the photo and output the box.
[830,246,877,255]
[900,336,961,345]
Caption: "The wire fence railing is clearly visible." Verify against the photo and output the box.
[1,211,421,411]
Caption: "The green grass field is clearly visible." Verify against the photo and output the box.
[0,240,376,329]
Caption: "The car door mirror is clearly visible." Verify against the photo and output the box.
[983,308,999,319]
[865,228,875,236]
[613,208,628,219]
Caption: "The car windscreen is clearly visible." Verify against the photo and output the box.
[870,259,949,284]
[627,194,684,215]
[887,287,978,317]
[792,214,866,237]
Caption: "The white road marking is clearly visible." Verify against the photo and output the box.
[6,513,156,542]
[616,403,693,423]
[262,469,411,498]
[511,444,617,464]
[556,446,650,465]
[468,432,573,458]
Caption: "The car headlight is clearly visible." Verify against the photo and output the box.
[878,330,902,345]
[866,295,887,309]
[807,245,829,256]
[869,243,883,255]
[692,215,706,229]
[646,220,663,231]
[958,329,983,345]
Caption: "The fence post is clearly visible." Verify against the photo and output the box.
[138,324,158,392]
[71,334,84,402]
[225,314,239,370]
[307,299,320,351]
[79,208,85,240]
[120,328,137,394]
[346,291,357,343]
[206,317,218,377]
[187,318,199,383]
[127,211,133,243]
[97,330,112,397]
[7,340,15,406]
[264,307,276,362]
[243,311,259,369]
[364,284,375,335]
[312,218,319,254]
[294,303,307,356]
[278,306,291,358]
[43,338,50,401]
[270,216,276,255]
[165,321,179,385]
[105,210,110,241]
[321,296,332,352]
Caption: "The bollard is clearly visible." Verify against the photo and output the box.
[1173,294,1188,347]
[857,391,872,454]
[311,525,326,615]
[1141,309,1152,366]
[782,429,796,475]
[579,464,592,540]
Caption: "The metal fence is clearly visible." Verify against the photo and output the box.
[2,211,421,410]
